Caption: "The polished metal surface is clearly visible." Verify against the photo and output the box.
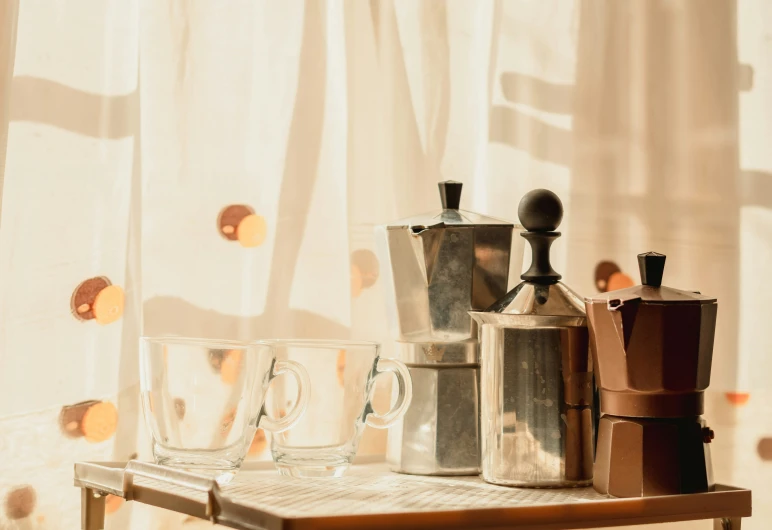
[478,325,593,487]
[484,281,587,319]
[376,186,523,476]
[395,339,478,364]
[384,207,514,230]
[386,366,480,475]
[471,282,594,487]
[375,219,521,348]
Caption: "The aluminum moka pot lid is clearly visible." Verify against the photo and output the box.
[471,189,586,327]
[586,252,717,305]
[385,181,514,230]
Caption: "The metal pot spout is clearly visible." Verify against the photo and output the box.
[410,224,444,285]
[606,296,641,354]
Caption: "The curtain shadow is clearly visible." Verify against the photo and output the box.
[142,296,349,340]
[0,0,20,228]
[9,77,137,138]
[372,0,447,216]
[499,73,573,115]
[262,0,328,338]
[740,171,772,208]
[110,81,142,530]
[572,0,741,480]
[489,105,572,166]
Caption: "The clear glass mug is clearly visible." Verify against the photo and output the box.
[139,337,309,482]
[263,340,412,477]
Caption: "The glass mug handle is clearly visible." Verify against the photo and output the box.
[366,358,413,429]
[258,360,310,433]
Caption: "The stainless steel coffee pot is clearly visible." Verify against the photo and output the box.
[470,189,594,487]
[376,181,523,475]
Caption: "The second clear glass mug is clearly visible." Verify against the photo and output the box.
[139,337,310,483]
[264,340,412,477]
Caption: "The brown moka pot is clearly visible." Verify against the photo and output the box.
[585,252,717,497]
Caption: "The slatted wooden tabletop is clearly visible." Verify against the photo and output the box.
[73,459,751,530]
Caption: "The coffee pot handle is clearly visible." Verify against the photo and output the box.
[365,358,413,429]
[258,360,311,433]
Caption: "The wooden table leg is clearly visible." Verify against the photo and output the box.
[714,517,742,530]
[81,488,106,530]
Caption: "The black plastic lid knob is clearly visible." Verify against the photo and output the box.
[518,189,563,231]
[439,181,462,210]
[638,252,666,287]
[518,189,564,284]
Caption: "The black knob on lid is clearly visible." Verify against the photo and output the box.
[439,181,462,210]
[518,189,563,284]
[518,189,563,231]
[638,252,666,287]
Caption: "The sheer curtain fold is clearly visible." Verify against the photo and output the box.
[0,1,769,529]
[0,0,19,227]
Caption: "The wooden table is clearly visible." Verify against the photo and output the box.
[73,459,751,530]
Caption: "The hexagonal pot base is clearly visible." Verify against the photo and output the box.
[593,415,714,497]
[386,366,480,475]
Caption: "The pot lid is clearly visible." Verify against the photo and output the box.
[470,282,586,328]
[586,252,716,304]
[469,189,586,328]
[487,281,586,317]
[385,181,514,230]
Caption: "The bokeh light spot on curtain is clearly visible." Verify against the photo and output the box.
[70,276,123,322]
[758,437,772,460]
[593,260,634,293]
[606,271,634,292]
[80,401,119,443]
[59,400,119,443]
[725,392,751,406]
[217,204,268,248]
[350,248,380,299]
[4,484,36,521]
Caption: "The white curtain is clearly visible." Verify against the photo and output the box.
[0,1,770,528]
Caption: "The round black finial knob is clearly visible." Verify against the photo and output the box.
[518,189,563,232]
[518,189,564,284]
[638,252,666,287]
[438,180,462,210]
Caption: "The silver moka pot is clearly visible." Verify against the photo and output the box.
[375,181,523,475]
[470,189,594,487]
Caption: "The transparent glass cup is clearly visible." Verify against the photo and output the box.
[263,340,412,477]
[139,337,309,483]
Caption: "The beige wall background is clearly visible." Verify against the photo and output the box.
[0,0,769,528]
